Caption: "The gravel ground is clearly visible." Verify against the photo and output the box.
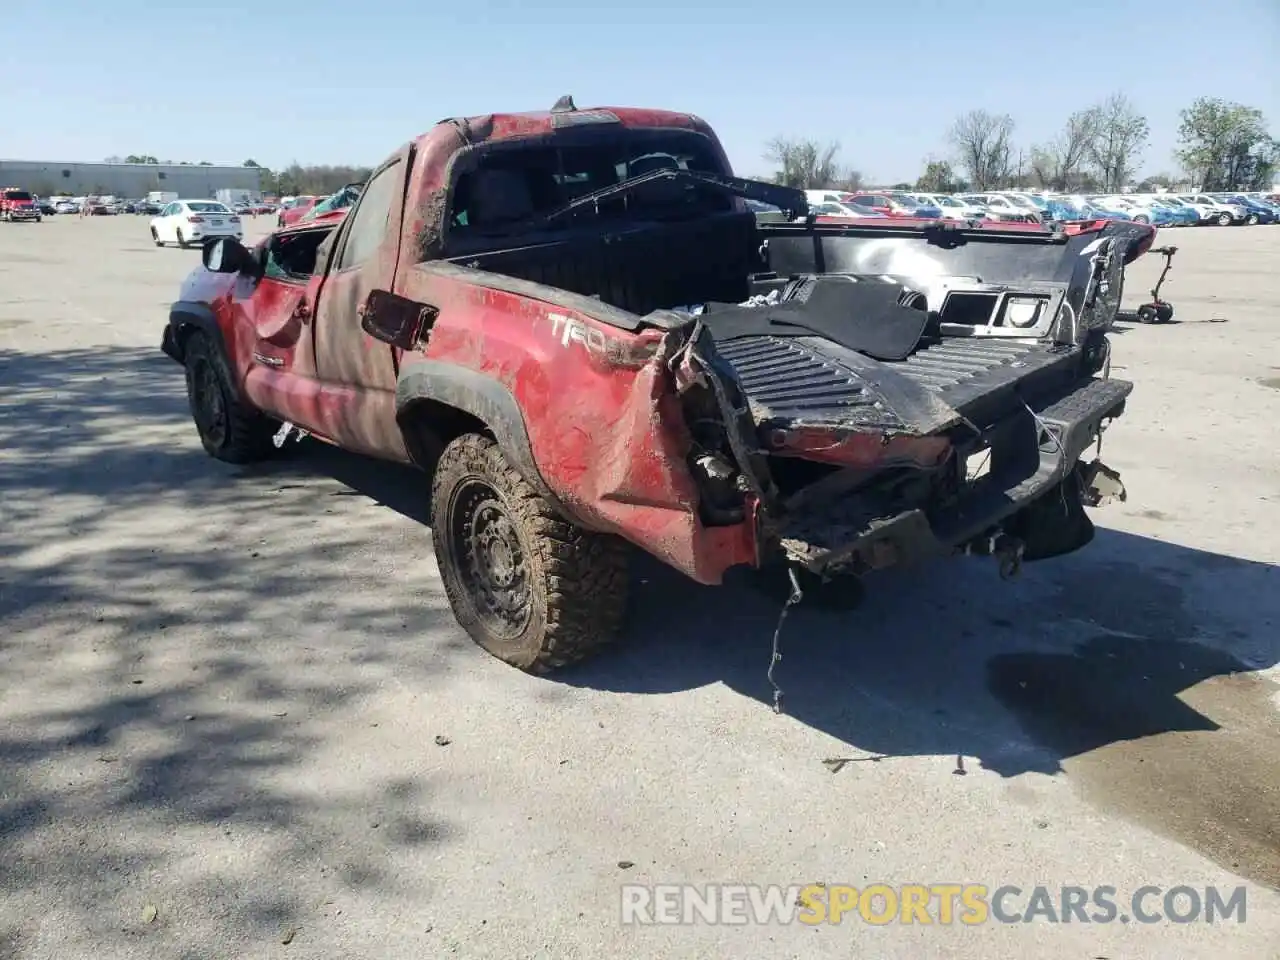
[1,214,1278,959]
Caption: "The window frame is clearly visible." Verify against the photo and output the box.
[330,158,403,274]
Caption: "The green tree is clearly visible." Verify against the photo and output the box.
[124,154,159,164]
[1176,98,1277,190]
[915,159,962,193]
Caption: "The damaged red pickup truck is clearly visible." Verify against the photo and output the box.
[162,98,1149,674]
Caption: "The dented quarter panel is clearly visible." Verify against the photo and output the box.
[395,261,757,584]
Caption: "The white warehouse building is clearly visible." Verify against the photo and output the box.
[0,159,263,198]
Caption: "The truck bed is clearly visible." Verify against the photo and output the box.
[714,334,1083,436]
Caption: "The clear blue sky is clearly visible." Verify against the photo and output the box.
[5,0,1276,182]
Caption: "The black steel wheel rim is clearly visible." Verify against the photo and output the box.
[451,480,532,640]
[192,359,228,448]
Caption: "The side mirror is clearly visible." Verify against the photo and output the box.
[202,236,254,274]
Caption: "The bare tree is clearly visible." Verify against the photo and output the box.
[1087,93,1149,192]
[1029,109,1099,191]
[763,137,859,190]
[949,110,1015,190]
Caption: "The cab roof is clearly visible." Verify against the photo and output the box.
[422,99,705,150]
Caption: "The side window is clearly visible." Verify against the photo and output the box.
[335,161,401,271]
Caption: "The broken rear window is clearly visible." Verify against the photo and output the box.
[447,131,731,236]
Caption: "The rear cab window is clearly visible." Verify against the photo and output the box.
[443,129,732,244]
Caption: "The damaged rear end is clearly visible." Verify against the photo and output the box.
[663,218,1144,581]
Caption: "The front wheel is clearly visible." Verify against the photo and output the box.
[430,434,628,674]
[151,227,163,247]
[183,334,276,463]
[1133,215,1150,224]
[176,228,188,248]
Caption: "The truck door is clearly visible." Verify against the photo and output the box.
[311,150,411,460]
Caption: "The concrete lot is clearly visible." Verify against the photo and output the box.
[1,215,1278,959]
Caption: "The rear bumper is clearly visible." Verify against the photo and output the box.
[777,376,1133,574]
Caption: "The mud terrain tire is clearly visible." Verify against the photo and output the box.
[183,334,276,463]
[431,433,628,673]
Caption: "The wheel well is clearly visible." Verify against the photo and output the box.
[398,399,492,475]
[170,321,206,362]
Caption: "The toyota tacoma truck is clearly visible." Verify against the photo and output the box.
[161,97,1149,674]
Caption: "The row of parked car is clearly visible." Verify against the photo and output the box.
[798,189,1280,227]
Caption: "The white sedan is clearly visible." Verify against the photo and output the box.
[150,200,243,248]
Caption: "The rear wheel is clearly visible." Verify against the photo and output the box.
[1217,212,1232,226]
[1246,213,1259,225]
[151,227,163,247]
[430,434,628,674]
[1133,215,1150,225]
[183,334,276,463]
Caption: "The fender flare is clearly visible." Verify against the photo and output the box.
[164,300,241,399]
[395,361,573,519]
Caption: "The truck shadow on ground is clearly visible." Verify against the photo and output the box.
[1,346,460,954]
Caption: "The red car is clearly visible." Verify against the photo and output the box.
[162,98,1150,674]
[276,195,321,227]
[848,192,942,218]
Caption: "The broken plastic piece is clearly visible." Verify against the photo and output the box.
[272,422,295,448]
[1078,459,1126,506]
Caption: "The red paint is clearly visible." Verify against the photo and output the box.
[277,196,322,227]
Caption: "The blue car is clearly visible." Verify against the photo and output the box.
[1223,195,1276,224]
[1149,199,1199,226]
[1085,197,1149,222]
[1075,201,1132,221]
[1027,197,1087,222]
[1114,201,1177,226]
